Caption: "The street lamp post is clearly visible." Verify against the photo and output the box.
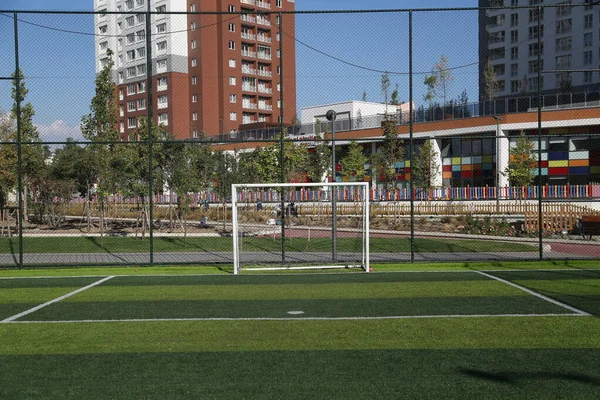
[492,116,501,212]
[326,110,337,262]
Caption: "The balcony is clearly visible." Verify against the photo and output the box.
[242,101,258,109]
[256,16,271,27]
[241,49,256,58]
[257,52,271,60]
[242,84,257,92]
[241,31,256,41]
[241,14,256,24]
[258,86,272,94]
[241,0,256,5]
[257,69,272,78]
[242,65,257,75]
[256,0,271,9]
[258,103,272,111]
[257,34,271,43]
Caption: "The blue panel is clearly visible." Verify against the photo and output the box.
[452,171,461,179]
[569,166,590,175]
[548,151,569,161]
[533,168,548,176]
[452,165,461,171]
[483,163,493,170]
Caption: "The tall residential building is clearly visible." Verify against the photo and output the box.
[94,0,296,139]
[479,0,599,99]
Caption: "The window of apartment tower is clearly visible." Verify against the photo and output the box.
[276,0,282,7]
[229,58,236,68]
[192,94,198,103]
[191,58,197,67]
[229,23,235,32]
[192,76,197,85]
[156,5,166,12]
[191,22,196,31]
[228,41,236,50]
[585,14,593,30]
[191,40,197,49]
[228,5,235,12]
[192,112,198,121]
[230,112,237,121]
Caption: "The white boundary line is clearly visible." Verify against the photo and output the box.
[1,276,115,323]
[1,313,586,324]
[476,271,592,316]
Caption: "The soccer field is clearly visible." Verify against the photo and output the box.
[1,267,599,399]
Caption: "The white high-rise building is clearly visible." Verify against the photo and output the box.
[479,0,599,99]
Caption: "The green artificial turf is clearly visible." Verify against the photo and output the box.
[1,349,599,399]
[0,236,535,254]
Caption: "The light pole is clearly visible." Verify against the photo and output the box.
[492,115,501,212]
[326,109,337,262]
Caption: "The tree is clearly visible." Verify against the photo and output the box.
[411,140,440,190]
[432,55,454,107]
[79,49,119,232]
[381,72,391,118]
[340,141,367,182]
[362,90,367,102]
[307,138,331,182]
[503,131,536,188]
[483,59,500,101]
[10,69,45,222]
[390,83,400,106]
[371,119,404,190]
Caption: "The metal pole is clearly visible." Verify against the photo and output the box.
[145,2,154,265]
[13,12,23,269]
[537,5,543,260]
[409,10,415,263]
[326,110,337,262]
[493,115,501,212]
[279,12,286,264]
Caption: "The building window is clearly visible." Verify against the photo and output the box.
[126,16,135,27]
[125,0,133,10]
[510,63,518,77]
[128,117,137,128]
[138,98,146,110]
[99,25,108,34]
[228,5,235,12]
[585,32,593,47]
[228,41,236,50]
[191,76,197,85]
[191,58,197,67]
[192,129,198,138]
[136,47,146,58]
[127,67,136,78]
[528,25,544,40]
[126,50,135,61]
[126,33,135,44]
[158,113,168,125]
[510,30,518,43]
[156,4,166,12]
[157,77,167,89]
[276,0,282,7]
[229,58,236,68]
[157,41,167,52]
[229,76,237,85]
[137,81,146,93]
[192,94,198,103]
[230,94,237,103]
[528,59,543,74]
[137,64,146,76]
[228,23,235,32]
[556,54,572,69]
[191,22,196,31]
[190,4,196,12]
[510,46,518,60]
[230,112,237,121]
[191,40,197,49]
[556,1,572,17]
[584,50,593,65]
[585,14,594,30]
[158,95,168,108]
[156,59,167,71]
[528,42,543,57]
[584,70,593,82]
[192,112,198,121]
[156,23,166,34]
[556,37,571,52]
[528,8,544,23]
[136,30,145,42]
[127,100,136,111]
[556,19,572,34]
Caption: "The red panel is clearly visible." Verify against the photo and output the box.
[461,170,473,178]
[549,167,568,175]
[443,165,452,172]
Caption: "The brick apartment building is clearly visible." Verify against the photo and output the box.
[94,0,296,139]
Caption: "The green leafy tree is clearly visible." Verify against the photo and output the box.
[432,55,454,107]
[411,140,440,189]
[371,120,404,190]
[0,113,17,209]
[340,141,367,182]
[381,72,391,119]
[307,138,331,182]
[212,150,238,229]
[483,59,500,101]
[503,130,536,188]
[390,83,400,106]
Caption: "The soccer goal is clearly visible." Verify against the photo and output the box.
[232,182,370,274]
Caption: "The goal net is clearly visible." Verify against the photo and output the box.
[232,182,370,274]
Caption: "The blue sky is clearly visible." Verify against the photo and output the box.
[0,0,479,142]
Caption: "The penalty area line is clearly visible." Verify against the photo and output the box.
[476,271,591,316]
[1,276,115,323]
[3,313,586,324]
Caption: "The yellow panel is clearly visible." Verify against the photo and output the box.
[548,160,568,167]
[452,157,461,165]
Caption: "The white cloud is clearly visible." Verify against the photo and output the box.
[35,120,84,144]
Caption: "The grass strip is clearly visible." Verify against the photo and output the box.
[64,281,527,302]
[0,236,535,254]
[1,317,599,355]
[2,349,599,400]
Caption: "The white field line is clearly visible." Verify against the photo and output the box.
[1,276,115,323]
[2,313,586,324]
[476,271,592,316]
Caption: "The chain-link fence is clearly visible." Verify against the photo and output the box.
[1,4,599,268]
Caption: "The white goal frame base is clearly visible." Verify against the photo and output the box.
[232,182,370,274]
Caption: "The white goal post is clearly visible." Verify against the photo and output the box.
[232,182,370,274]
